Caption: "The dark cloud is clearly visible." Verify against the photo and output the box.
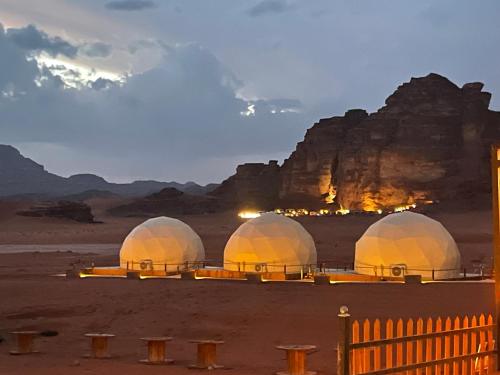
[0,24,43,94]
[4,24,112,61]
[105,0,156,11]
[5,24,78,58]
[247,0,291,17]
[79,42,112,58]
[0,25,306,183]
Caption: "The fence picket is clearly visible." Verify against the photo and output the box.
[479,314,486,375]
[444,317,452,375]
[416,318,424,373]
[406,319,414,375]
[352,320,361,375]
[363,319,371,373]
[386,319,394,370]
[487,314,494,374]
[374,319,381,371]
[435,317,443,375]
[425,318,433,375]
[453,316,460,374]
[461,316,469,375]
[471,316,478,375]
[396,319,403,374]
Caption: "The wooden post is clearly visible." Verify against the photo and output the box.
[491,144,500,371]
[276,345,317,375]
[337,306,350,375]
[188,339,225,369]
[9,331,40,355]
[84,333,115,359]
[139,337,173,365]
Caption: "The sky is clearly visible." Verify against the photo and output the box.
[0,0,499,184]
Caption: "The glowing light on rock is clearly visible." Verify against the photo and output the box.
[324,185,336,204]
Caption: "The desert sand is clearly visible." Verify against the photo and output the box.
[0,199,496,374]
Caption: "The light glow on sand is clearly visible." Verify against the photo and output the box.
[238,211,261,219]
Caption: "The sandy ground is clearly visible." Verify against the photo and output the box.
[0,199,496,374]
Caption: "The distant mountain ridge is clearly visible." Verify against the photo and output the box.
[0,145,218,198]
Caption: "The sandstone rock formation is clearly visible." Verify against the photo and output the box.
[210,161,280,210]
[109,187,220,216]
[213,73,500,211]
[17,201,95,223]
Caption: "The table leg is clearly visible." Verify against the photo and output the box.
[198,343,217,367]
[148,341,166,362]
[18,334,34,354]
[92,337,109,358]
[287,350,306,375]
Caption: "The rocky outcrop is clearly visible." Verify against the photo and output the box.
[0,145,218,198]
[210,161,280,210]
[109,187,220,216]
[216,74,500,211]
[333,74,498,211]
[17,201,95,223]
[279,109,368,206]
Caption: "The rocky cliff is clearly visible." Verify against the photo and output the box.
[213,73,500,211]
[210,161,280,210]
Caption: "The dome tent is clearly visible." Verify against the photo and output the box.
[120,216,205,272]
[224,212,317,273]
[355,211,461,279]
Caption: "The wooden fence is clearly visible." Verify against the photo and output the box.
[337,307,496,375]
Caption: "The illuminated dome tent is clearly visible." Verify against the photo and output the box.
[120,217,205,272]
[355,212,461,279]
[224,212,317,273]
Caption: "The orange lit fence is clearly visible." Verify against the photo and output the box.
[337,308,496,375]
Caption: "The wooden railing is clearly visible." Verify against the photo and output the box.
[337,307,496,375]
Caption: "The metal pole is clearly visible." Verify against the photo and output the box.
[491,145,500,371]
[337,306,350,375]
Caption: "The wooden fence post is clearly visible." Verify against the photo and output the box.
[337,306,350,375]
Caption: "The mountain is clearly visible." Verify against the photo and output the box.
[0,145,218,198]
[211,73,500,211]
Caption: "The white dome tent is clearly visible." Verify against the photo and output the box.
[120,216,205,272]
[354,211,461,280]
[223,212,317,273]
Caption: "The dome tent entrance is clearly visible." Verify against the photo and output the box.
[223,212,317,273]
[354,212,461,280]
[120,216,205,272]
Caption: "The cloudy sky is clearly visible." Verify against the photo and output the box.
[0,0,499,184]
